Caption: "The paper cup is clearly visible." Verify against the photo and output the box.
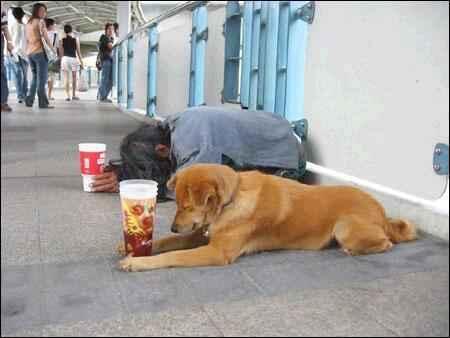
[119,180,158,257]
[82,175,95,192]
[79,143,106,192]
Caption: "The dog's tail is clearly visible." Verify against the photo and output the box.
[385,218,417,243]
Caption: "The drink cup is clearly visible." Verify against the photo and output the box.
[79,143,106,192]
[119,180,158,257]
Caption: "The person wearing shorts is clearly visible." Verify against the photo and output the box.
[59,24,84,101]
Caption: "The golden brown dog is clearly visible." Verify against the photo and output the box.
[119,164,417,272]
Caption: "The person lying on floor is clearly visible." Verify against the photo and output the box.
[91,105,306,201]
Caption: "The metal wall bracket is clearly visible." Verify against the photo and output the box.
[433,143,449,175]
[147,96,157,106]
[294,1,315,24]
[197,28,209,41]
[292,119,309,142]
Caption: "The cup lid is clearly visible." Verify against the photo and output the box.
[120,179,158,199]
[79,143,106,152]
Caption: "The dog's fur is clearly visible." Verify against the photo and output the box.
[119,164,417,272]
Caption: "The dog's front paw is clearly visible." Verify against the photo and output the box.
[118,257,138,272]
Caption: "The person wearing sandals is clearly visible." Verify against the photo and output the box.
[46,18,59,101]
[60,24,84,101]
[9,7,29,104]
[1,6,14,112]
[24,3,55,109]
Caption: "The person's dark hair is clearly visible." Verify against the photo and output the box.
[119,122,172,200]
[28,3,47,22]
[12,7,25,23]
[45,18,55,28]
[113,22,119,32]
[64,24,72,34]
[105,22,113,33]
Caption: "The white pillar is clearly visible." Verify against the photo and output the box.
[117,1,131,39]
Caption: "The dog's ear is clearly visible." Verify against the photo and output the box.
[167,174,177,190]
[201,185,218,210]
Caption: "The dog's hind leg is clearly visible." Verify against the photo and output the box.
[333,216,393,256]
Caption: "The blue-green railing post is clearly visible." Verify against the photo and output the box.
[113,46,118,90]
[147,24,159,117]
[189,8,198,106]
[189,4,208,107]
[222,1,241,103]
[117,44,124,103]
[249,1,261,110]
[285,1,309,121]
[263,1,280,113]
[256,1,268,110]
[87,66,92,88]
[127,36,135,110]
[240,1,253,109]
[275,1,290,116]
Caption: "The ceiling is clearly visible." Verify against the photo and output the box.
[4,1,119,33]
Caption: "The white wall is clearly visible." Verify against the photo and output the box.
[304,1,449,200]
[132,30,149,112]
[156,12,192,117]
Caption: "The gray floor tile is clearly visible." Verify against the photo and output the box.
[1,265,44,335]
[204,288,396,337]
[337,270,449,337]
[41,306,222,337]
[40,259,126,325]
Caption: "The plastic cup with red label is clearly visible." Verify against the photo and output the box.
[78,143,106,192]
[119,180,158,257]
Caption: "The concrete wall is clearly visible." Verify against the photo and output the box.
[304,1,449,200]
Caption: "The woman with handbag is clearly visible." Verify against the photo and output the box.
[24,3,55,109]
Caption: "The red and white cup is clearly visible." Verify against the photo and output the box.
[78,143,106,192]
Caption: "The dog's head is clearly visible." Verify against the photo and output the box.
[167,164,239,234]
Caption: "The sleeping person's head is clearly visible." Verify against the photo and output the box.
[119,121,172,197]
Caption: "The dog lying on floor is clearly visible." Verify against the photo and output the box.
[119,164,417,272]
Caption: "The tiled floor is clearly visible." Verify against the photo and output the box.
[1,91,449,337]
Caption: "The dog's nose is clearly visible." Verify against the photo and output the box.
[171,224,179,233]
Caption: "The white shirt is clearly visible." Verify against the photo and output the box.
[9,19,27,59]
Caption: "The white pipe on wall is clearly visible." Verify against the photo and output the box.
[306,162,449,217]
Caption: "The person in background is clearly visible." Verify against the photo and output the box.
[97,23,114,103]
[25,3,54,109]
[9,7,28,104]
[59,24,83,101]
[1,6,14,112]
[46,18,59,100]
[113,22,119,41]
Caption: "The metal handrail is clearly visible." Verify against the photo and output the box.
[113,1,207,46]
